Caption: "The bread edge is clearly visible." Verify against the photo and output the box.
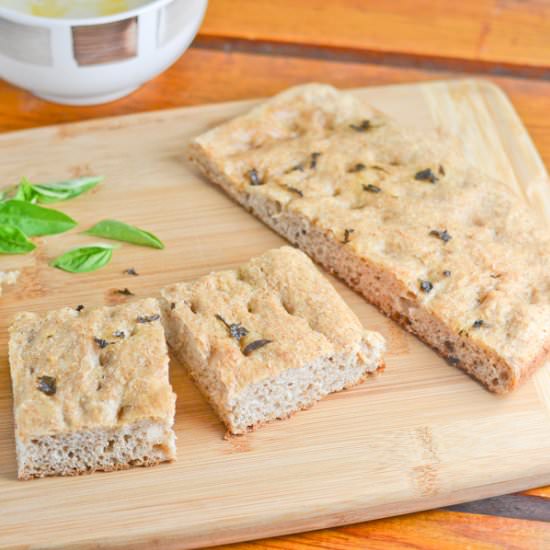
[16,419,176,480]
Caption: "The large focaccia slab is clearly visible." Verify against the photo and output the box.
[188,83,550,393]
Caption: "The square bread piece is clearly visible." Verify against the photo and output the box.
[160,246,385,435]
[188,83,550,393]
[9,298,176,480]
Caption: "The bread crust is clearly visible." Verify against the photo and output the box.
[18,452,172,481]
[188,83,550,393]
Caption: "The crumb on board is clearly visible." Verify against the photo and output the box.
[0,270,20,296]
[105,287,135,305]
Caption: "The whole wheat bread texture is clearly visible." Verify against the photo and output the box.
[9,298,176,479]
[188,83,550,393]
[160,246,385,434]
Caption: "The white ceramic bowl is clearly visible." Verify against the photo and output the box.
[0,0,207,105]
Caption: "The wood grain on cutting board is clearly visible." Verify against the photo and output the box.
[1,79,549,550]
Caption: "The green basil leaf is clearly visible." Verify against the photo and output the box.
[0,224,36,254]
[14,178,39,203]
[0,200,77,236]
[51,243,116,273]
[5,176,102,204]
[84,219,164,249]
[31,176,103,204]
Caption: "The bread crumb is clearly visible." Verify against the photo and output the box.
[0,270,20,296]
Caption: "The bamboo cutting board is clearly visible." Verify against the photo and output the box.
[1,79,550,550]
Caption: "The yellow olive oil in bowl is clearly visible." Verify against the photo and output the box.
[0,0,151,18]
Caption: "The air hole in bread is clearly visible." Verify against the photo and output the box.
[281,299,295,315]
[117,407,127,422]
[391,311,410,325]
[444,340,455,352]
[478,292,490,305]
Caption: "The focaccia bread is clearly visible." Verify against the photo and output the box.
[9,298,176,479]
[160,246,385,434]
[188,83,550,393]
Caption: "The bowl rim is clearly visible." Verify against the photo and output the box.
[0,0,176,26]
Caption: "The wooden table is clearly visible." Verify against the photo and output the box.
[1,1,550,547]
